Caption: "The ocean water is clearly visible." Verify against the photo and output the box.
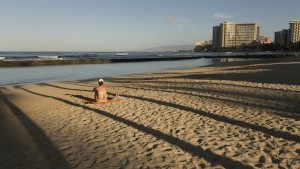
[0,51,206,61]
[0,51,280,61]
[0,58,249,87]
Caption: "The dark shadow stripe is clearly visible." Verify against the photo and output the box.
[18,87,253,169]
[40,83,300,142]
[123,81,299,111]
[139,80,300,95]
[116,93,300,143]
[120,85,300,120]
[39,83,91,92]
[0,91,72,169]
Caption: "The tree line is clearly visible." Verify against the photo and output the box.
[194,42,300,52]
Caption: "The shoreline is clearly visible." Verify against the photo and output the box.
[0,57,260,87]
[0,53,290,67]
[0,56,201,67]
[1,56,299,168]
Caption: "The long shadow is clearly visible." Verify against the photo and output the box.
[138,80,300,101]
[18,87,253,169]
[39,83,91,92]
[61,81,95,88]
[113,92,300,143]
[176,63,300,86]
[65,94,115,104]
[66,94,91,101]
[145,80,300,94]
[36,83,300,140]
[119,85,300,120]
[0,91,72,169]
[105,79,300,105]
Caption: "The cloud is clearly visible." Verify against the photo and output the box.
[212,13,234,19]
[166,15,176,23]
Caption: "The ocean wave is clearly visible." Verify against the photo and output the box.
[115,53,129,56]
[38,56,59,59]
[0,57,5,60]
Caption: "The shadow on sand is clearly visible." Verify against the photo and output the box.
[17,86,252,169]
[0,91,72,169]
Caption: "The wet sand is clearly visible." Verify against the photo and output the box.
[0,56,300,168]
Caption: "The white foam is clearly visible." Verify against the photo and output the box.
[0,57,5,60]
[115,53,129,56]
[38,56,59,59]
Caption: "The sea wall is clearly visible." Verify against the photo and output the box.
[0,53,290,67]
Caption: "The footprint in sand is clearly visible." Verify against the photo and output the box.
[80,118,92,125]
[259,155,266,163]
[296,149,300,156]
[255,163,263,168]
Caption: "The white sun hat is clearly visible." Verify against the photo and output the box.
[98,79,104,82]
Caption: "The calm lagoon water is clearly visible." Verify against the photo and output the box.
[0,58,247,87]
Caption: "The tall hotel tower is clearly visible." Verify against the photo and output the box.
[274,29,289,48]
[212,22,260,50]
[289,20,300,44]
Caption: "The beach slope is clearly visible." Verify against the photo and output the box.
[1,56,300,168]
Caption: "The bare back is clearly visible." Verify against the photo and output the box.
[94,85,107,101]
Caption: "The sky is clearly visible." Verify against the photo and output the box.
[0,0,299,52]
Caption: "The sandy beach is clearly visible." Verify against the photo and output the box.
[1,56,300,169]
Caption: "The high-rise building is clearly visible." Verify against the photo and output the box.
[274,29,289,48]
[212,26,221,49]
[289,20,300,44]
[212,22,260,50]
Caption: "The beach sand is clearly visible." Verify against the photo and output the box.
[0,56,300,168]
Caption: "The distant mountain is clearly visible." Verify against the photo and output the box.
[137,44,195,52]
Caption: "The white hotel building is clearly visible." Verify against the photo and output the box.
[289,20,300,44]
[212,22,260,50]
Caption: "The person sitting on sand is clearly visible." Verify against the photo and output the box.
[93,79,108,102]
